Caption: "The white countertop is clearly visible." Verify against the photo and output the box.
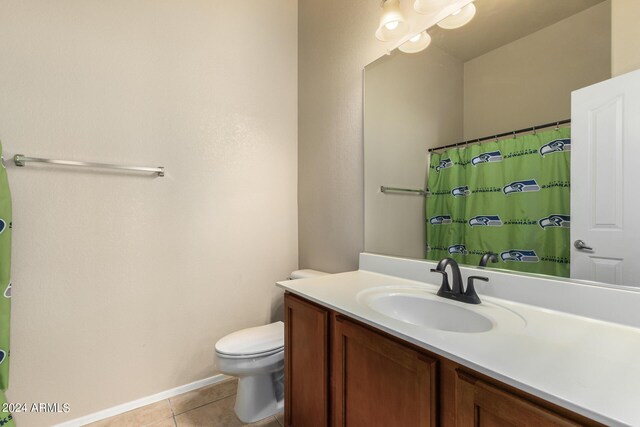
[277,270,640,427]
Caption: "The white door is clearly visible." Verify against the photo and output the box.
[571,69,640,286]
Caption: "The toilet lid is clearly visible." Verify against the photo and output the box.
[215,321,284,357]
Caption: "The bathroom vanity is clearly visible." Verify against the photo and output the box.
[277,254,640,427]
[284,293,600,427]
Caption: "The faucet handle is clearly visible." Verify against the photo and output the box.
[431,269,451,295]
[463,276,487,304]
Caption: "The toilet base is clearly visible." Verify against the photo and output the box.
[234,370,284,423]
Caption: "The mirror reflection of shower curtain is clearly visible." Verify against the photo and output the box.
[426,128,571,277]
[0,142,14,427]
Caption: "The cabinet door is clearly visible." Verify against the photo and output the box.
[332,315,437,427]
[455,370,583,427]
[284,293,329,427]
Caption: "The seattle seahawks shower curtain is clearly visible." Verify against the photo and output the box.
[426,128,571,277]
[0,142,14,427]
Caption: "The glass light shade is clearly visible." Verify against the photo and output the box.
[375,0,409,42]
[398,31,432,54]
[413,0,450,15]
[437,2,476,29]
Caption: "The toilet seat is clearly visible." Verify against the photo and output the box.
[216,347,283,359]
[215,321,284,358]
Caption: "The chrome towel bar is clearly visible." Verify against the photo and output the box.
[380,186,428,196]
[13,154,165,177]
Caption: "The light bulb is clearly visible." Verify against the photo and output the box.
[398,31,432,54]
[437,3,476,30]
[385,20,400,31]
[375,0,408,41]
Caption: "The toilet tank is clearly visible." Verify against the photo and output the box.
[289,269,328,280]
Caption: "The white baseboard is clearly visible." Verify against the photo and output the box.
[53,374,230,427]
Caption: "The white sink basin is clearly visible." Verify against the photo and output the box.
[358,286,526,333]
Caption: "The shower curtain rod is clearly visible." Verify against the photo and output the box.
[427,119,571,153]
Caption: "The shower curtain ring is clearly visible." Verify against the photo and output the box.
[513,131,516,139]
[555,122,560,131]
[533,126,537,135]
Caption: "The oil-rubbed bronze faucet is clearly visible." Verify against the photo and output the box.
[479,252,498,268]
[430,257,486,304]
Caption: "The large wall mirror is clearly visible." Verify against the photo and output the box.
[363,0,631,285]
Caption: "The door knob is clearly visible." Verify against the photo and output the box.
[574,240,593,251]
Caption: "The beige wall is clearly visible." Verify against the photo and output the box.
[612,0,640,76]
[0,1,297,426]
[463,2,611,139]
[364,48,463,259]
[298,0,387,273]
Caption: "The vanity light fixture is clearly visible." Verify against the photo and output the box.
[398,31,431,53]
[436,2,476,29]
[413,0,449,15]
[375,0,409,41]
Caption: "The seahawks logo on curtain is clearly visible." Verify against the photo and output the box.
[435,158,453,172]
[540,139,571,156]
[0,219,5,234]
[0,350,5,365]
[430,215,452,225]
[503,179,540,195]
[452,186,470,197]
[471,151,503,166]
[3,283,9,299]
[469,215,502,227]
[539,215,570,229]
[448,244,468,255]
[500,250,539,262]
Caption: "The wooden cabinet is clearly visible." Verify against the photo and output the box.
[284,292,602,427]
[332,314,437,427]
[454,370,594,427]
[284,293,329,427]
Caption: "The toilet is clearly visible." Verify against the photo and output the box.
[214,269,327,423]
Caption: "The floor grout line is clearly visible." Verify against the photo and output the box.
[171,393,236,418]
[168,398,176,417]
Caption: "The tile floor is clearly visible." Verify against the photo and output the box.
[85,378,284,427]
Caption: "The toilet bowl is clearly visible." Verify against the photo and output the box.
[214,269,327,423]
[215,322,285,423]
